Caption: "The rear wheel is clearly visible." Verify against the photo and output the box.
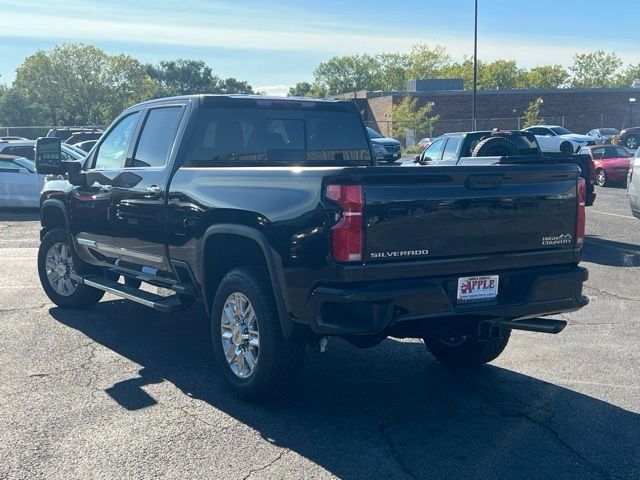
[211,267,305,401]
[625,135,638,150]
[595,168,607,187]
[37,229,105,309]
[560,141,574,154]
[423,332,510,367]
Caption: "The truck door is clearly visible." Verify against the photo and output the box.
[109,104,186,277]
[73,110,142,265]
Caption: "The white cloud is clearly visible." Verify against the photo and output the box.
[255,84,291,97]
[0,5,637,68]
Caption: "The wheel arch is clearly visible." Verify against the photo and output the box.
[200,224,296,339]
[40,199,70,240]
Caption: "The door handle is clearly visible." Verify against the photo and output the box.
[145,185,162,194]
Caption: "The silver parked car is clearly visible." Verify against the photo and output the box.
[627,148,640,218]
[0,155,44,208]
[0,139,85,162]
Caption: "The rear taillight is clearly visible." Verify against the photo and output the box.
[576,177,586,247]
[326,184,363,262]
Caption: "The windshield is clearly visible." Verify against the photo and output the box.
[367,127,384,139]
[188,106,371,166]
[599,146,631,158]
[601,128,619,135]
[551,127,573,135]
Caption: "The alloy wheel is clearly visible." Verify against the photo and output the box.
[220,292,260,378]
[45,242,78,296]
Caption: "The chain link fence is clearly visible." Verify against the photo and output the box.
[366,112,634,144]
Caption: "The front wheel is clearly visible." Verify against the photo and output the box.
[37,229,105,309]
[595,168,607,187]
[560,141,574,154]
[211,267,305,401]
[423,332,510,367]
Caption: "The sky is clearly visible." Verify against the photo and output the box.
[0,0,638,96]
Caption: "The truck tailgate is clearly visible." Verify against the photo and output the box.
[361,165,580,263]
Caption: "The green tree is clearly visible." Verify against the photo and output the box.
[288,82,313,97]
[100,54,157,122]
[481,60,524,89]
[391,96,438,144]
[313,54,382,95]
[377,53,411,90]
[11,44,156,125]
[569,50,623,88]
[523,97,544,127]
[521,65,569,89]
[148,59,219,96]
[406,44,450,82]
[617,63,640,88]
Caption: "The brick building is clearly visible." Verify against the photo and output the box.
[337,84,640,140]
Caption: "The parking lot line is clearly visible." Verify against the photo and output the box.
[590,210,635,219]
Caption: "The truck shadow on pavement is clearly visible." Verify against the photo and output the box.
[50,302,639,480]
[582,235,640,267]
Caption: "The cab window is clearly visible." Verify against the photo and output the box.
[93,112,141,169]
[422,138,445,162]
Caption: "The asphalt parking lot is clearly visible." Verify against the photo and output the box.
[1,185,639,480]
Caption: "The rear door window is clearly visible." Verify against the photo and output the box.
[441,136,461,161]
[130,107,183,167]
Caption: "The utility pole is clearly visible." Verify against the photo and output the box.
[472,0,478,131]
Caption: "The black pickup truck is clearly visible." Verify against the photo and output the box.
[35,95,588,400]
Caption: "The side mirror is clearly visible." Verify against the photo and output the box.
[35,137,82,175]
[35,137,63,174]
[414,154,421,162]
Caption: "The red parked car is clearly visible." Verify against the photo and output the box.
[580,145,633,186]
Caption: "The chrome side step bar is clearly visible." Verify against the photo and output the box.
[80,275,184,313]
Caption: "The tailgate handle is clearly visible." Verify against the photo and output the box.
[466,175,503,190]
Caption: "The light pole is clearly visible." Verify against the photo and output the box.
[472,0,478,131]
[513,109,520,130]
[630,98,637,127]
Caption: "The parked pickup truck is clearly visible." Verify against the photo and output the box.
[35,95,589,400]
[408,129,596,206]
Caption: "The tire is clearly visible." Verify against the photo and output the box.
[211,267,305,401]
[625,135,638,150]
[38,229,105,309]
[560,141,574,154]
[472,137,519,157]
[595,168,607,187]
[423,331,511,367]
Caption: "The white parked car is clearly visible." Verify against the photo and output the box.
[0,139,85,162]
[0,155,45,208]
[0,141,85,208]
[627,148,640,218]
[523,125,596,154]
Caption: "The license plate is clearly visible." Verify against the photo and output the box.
[457,275,499,303]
